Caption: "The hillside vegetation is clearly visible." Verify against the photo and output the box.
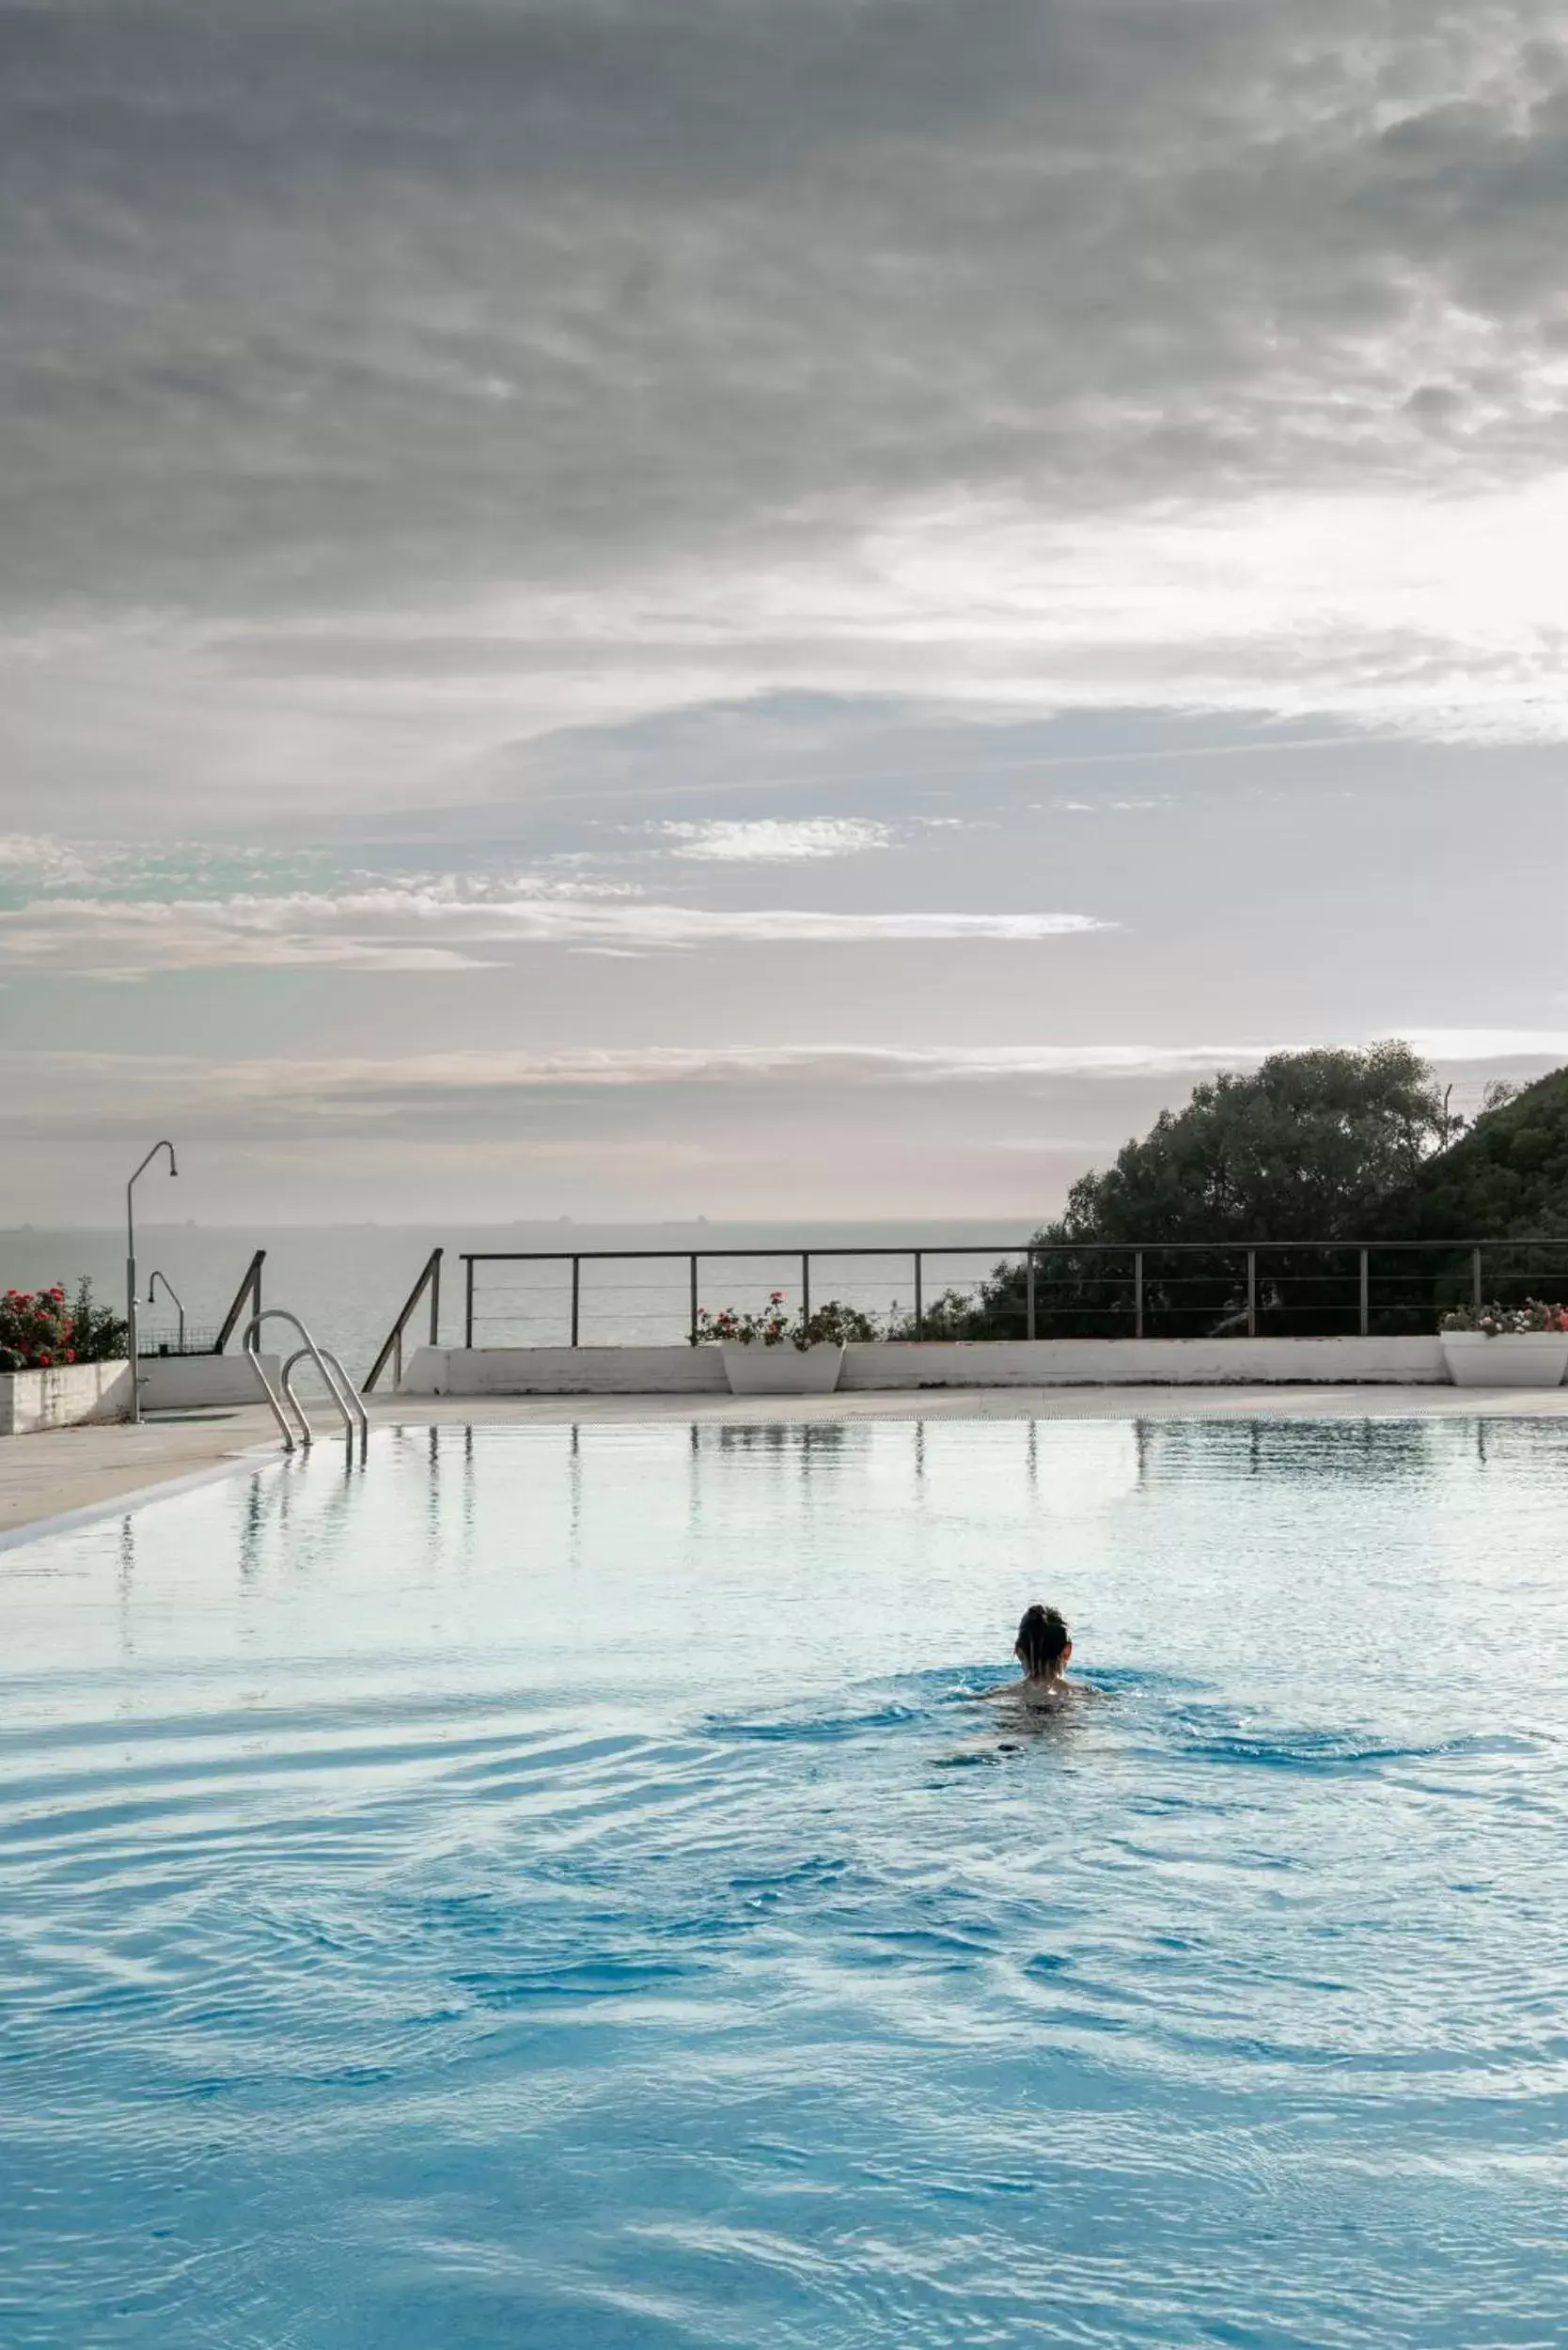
[1397,1066,1568,1238]
[917,1047,1568,1340]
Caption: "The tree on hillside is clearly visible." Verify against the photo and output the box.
[1400,1065,1568,1241]
[1049,1042,1448,1246]
[921,1043,1453,1340]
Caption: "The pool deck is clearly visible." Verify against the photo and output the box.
[3,1382,1568,1539]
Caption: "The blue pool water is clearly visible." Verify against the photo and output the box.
[2,1417,1566,2346]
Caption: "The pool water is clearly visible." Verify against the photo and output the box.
[2,1418,1565,2346]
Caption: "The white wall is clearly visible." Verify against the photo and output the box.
[401,1337,1448,1396]
[840,1337,1447,1387]
[0,1354,287,1433]
[403,1346,728,1396]
[136,1354,282,1410]
[0,1360,132,1434]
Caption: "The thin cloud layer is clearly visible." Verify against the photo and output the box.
[662,819,893,860]
[0,880,1109,977]
[11,1031,1568,1134]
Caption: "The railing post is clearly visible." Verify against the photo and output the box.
[394,1328,402,1387]
[1135,1249,1144,1340]
[1026,1247,1036,1342]
[1472,1246,1483,1310]
[690,1254,699,1344]
[1247,1249,1257,1339]
[571,1255,581,1348]
[464,1257,475,1350]
[1358,1247,1370,1337]
[914,1250,924,1340]
[801,1251,810,1325]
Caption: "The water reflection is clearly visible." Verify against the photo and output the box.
[115,1514,135,1666]
[1139,1415,1442,1482]
[699,1421,850,1456]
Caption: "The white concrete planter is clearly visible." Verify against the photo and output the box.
[1440,1331,1568,1388]
[0,1358,131,1435]
[718,1341,846,1396]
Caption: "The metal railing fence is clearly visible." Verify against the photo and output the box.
[137,1323,223,1357]
[449,1239,1568,1350]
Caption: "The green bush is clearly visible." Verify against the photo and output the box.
[0,1277,127,1371]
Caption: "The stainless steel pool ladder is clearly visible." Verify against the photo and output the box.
[243,1310,369,1460]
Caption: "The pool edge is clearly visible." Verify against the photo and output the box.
[0,1440,284,1554]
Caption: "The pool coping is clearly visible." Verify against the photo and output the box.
[0,1438,284,1554]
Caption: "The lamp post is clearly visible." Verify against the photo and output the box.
[146,1270,186,1354]
[127,1141,178,1423]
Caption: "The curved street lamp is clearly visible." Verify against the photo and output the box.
[127,1141,178,1424]
[146,1269,186,1354]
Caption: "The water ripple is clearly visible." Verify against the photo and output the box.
[2,1418,1566,2345]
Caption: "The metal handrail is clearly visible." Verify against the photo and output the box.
[281,1344,368,1461]
[458,1236,1562,1256]
[214,1250,266,1354]
[363,1246,442,1393]
[243,1319,310,1451]
[243,1309,363,1455]
[454,1236,1568,1346]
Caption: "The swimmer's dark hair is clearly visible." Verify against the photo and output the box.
[1015,1604,1070,1677]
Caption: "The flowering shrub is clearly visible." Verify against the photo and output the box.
[66,1277,130,1362]
[0,1286,76,1373]
[692,1292,881,1352]
[1440,1296,1568,1336]
[0,1277,128,1373]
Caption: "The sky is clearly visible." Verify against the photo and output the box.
[5,0,1568,1225]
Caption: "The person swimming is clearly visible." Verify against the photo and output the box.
[979,1603,1091,1704]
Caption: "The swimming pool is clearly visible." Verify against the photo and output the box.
[3,1417,1565,2346]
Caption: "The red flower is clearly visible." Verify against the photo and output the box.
[36,1352,53,1369]
[62,1350,76,1364]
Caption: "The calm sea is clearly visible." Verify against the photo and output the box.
[0,1221,1035,1378]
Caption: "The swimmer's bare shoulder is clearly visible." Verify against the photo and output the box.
[973,1678,1106,1705]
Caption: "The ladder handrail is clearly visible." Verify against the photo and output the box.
[242,1313,311,1451]
[363,1246,443,1393]
[243,1309,363,1457]
[280,1344,368,1461]
[318,1347,369,1450]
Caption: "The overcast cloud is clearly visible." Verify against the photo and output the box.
[4,2,1567,1220]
